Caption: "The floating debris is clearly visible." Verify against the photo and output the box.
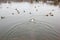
[45,14,49,16]
[31,19,34,22]
[29,18,35,22]
[50,14,54,16]
[36,9,38,11]
[35,6,36,8]
[1,16,5,19]
[12,13,14,15]
[29,12,32,14]
[52,9,54,11]
[23,10,25,13]
[6,7,9,8]
[15,9,20,14]
[49,12,52,15]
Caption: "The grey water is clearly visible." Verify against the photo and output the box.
[0,1,60,40]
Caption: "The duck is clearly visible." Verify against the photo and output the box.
[1,16,5,19]
[45,14,49,16]
[49,12,54,16]
[15,9,20,14]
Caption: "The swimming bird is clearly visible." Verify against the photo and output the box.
[45,14,49,16]
[1,16,5,19]
[15,9,20,14]
[49,12,54,16]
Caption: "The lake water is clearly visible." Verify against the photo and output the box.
[0,2,60,40]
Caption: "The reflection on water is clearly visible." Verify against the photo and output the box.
[1,20,60,40]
